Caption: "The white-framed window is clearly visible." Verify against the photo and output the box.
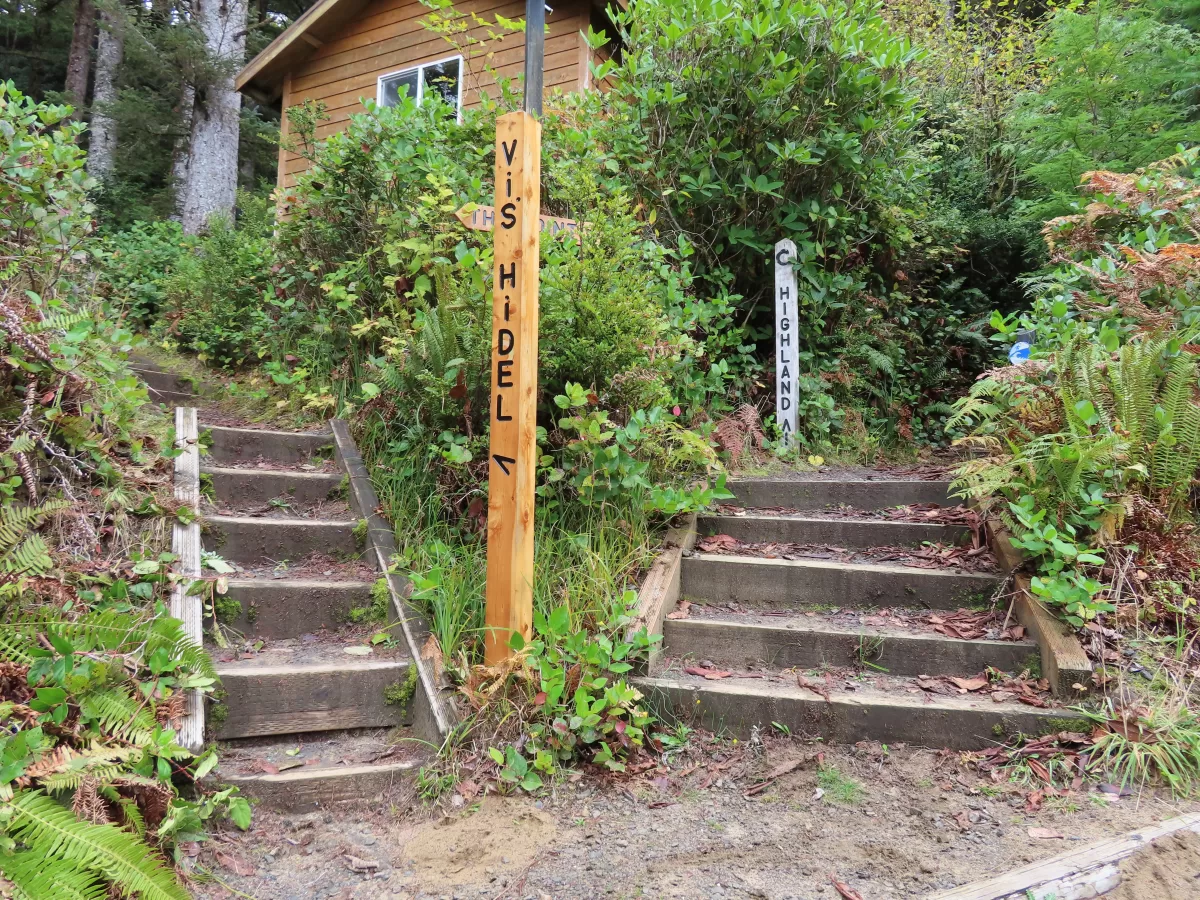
[377,55,464,117]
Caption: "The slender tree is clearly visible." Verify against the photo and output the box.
[63,0,95,114]
[179,0,247,233]
[86,1,125,180]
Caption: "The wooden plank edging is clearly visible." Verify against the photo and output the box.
[926,811,1200,899]
[328,418,457,744]
[628,513,697,675]
[974,506,1093,697]
[170,407,205,752]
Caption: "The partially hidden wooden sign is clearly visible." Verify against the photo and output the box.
[456,204,578,238]
[774,239,798,447]
[484,111,541,665]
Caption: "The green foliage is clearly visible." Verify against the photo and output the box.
[1,790,189,900]
[1011,2,1200,212]
[488,598,657,787]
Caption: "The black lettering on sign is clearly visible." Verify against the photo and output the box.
[482,207,494,229]
[501,139,517,166]
[497,359,513,387]
[499,263,516,290]
[776,247,791,266]
[504,299,511,322]
[498,328,514,355]
[500,203,516,229]
[496,394,513,421]
[781,395,791,411]
[781,317,789,331]
[779,285,790,301]
[492,454,516,475]
[781,418,793,434]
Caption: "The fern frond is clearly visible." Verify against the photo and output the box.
[0,501,67,554]
[0,848,108,900]
[4,790,189,900]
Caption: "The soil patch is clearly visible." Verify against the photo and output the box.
[1108,829,1200,899]
[189,740,1198,900]
[226,553,376,582]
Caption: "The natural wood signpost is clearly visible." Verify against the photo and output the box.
[484,0,547,664]
[456,204,578,238]
[774,239,798,447]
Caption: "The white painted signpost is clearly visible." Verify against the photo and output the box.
[774,239,798,447]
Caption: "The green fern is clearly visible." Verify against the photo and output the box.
[2,790,189,900]
[0,847,109,900]
[0,501,67,576]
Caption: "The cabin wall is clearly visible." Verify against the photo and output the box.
[275,0,590,194]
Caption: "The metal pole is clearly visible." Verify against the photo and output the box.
[523,0,545,115]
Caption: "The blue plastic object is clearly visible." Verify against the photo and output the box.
[1008,342,1031,364]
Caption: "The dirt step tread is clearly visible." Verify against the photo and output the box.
[681,552,999,611]
[214,730,424,810]
[662,611,1038,679]
[637,671,1079,750]
[728,477,960,511]
[697,512,971,548]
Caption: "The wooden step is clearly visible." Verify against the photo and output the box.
[662,612,1039,678]
[131,365,203,397]
[729,478,959,511]
[202,465,345,506]
[636,672,1080,750]
[220,579,375,639]
[681,554,1000,610]
[213,658,411,739]
[698,513,970,548]
[213,730,424,811]
[202,514,360,564]
[202,424,334,466]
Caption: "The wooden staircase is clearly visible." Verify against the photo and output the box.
[133,360,424,811]
[637,475,1079,750]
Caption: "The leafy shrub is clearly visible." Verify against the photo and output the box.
[0,82,242,898]
[98,220,191,325]
[1011,3,1200,213]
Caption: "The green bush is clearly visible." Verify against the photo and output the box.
[98,219,191,325]
[1011,3,1200,214]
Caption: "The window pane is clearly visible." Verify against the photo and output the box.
[379,71,418,107]
[422,59,461,109]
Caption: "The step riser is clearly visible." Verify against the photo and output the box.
[218,762,420,812]
[681,556,999,610]
[663,618,1038,678]
[221,580,375,639]
[730,480,959,511]
[698,515,970,548]
[214,664,411,739]
[203,518,359,564]
[133,368,201,396]
[204,425,334,466]
[636,678,1075,750]
[148,388,197,406]
[204,467,345,506]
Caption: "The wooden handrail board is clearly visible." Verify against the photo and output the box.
[170,406,205,752]
[927,812,1200,899]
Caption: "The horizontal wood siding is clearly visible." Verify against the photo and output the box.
[276,0,586,192]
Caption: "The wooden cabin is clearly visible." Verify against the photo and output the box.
[237,0,615,194]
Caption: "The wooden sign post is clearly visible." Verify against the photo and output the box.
[774,239,798,447]
[484,110,541,664]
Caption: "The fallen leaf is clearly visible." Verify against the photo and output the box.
[954,811,971,831]
[458,779,479,800]
[829,874,864,900]
[684,666,732,680]
[256,761,279,775]
[950,676,989,692]
[216,851,255,877]
[666,601,692,620]
[1028,827,1064,839]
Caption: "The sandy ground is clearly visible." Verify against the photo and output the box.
[188,737,1199,900]
[1108,829,1200,900]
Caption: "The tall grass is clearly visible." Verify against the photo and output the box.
[356,414,658,667]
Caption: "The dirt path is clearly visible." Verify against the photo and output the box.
[190,738,1197,900]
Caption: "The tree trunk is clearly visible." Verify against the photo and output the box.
[64,0,96,116]
[86,4,125,181]
[170,82,195,221]
[180,0,248,234]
